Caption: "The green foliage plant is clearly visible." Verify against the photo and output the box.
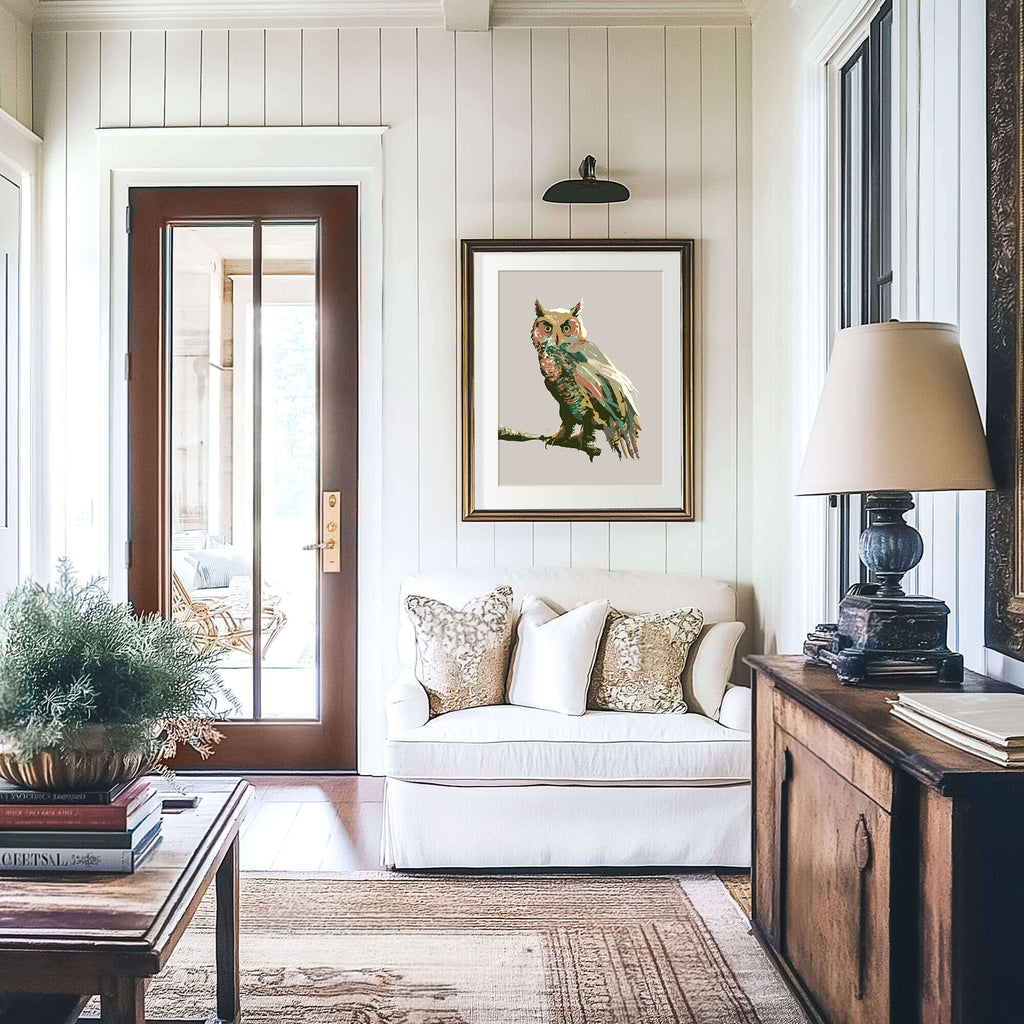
[0,560,239,763]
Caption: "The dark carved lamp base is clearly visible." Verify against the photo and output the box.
[808,491,964,687]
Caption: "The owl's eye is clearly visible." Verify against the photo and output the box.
[543,322,552,333]
[561,323,571,333]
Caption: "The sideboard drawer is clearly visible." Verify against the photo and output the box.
[772,689,893,812]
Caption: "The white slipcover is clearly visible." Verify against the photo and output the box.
[385,568,751,869]
[385,704,750,784]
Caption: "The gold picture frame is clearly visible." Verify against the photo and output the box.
[461,239,695,522]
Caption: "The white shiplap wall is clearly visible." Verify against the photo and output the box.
[0,2,32,128]
[751,0,989,670]
[32,25,753,768]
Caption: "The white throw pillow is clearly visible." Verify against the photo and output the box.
[507,596,610,716]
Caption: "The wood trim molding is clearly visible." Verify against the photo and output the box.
[27,0,755,29]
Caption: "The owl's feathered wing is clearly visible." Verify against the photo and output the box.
[567,339,641,459]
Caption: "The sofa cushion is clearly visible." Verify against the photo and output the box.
[384,704,750,784]
[507,596,609,716]
[405,586,514,717]
[588,606,703,713]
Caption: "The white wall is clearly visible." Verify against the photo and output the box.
[0,2,32,129]
[31,24,753,770]
[751,0,989,669]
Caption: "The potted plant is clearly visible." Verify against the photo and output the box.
[0,561,238,791]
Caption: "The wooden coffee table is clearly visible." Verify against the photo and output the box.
[0,779,252,1024]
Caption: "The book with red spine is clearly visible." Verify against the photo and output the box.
[0,778,156,831]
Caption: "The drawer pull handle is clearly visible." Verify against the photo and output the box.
[853,814,872,1000]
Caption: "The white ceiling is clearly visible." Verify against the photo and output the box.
[16,0,757,30]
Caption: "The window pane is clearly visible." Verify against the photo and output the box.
[259,223,319,720]
[169,224,256,718]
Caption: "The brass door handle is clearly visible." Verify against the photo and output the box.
[302,540,336,551]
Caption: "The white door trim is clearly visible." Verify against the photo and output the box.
[97,125,386,773]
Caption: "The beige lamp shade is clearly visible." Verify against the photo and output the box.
[796,322,994,495]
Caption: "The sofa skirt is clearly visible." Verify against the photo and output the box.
[382,778,751,869]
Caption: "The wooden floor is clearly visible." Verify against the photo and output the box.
[231,775,385,872]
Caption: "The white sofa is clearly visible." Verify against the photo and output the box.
[383,568,751,869]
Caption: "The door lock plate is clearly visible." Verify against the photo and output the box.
[322,491,341,573]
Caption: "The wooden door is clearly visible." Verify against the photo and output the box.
[776,727,892,1024]
[127,186,358,770]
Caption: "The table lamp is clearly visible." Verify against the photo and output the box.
[796,321,994,685]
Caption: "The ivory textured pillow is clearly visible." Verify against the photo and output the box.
[588,606,704,713]
[405,586,514,718]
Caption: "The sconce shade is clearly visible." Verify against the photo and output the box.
[795,321,994,496]
[543,155,629,204]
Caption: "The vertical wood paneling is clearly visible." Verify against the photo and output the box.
[99,31,130,128]
[0,6,17,119]
[568,27,609,240]
[700,27,738,588]
[379,26,419,686]
[666,26,703,577]
[128,30,165,127]
[608,26,667,571]
[455,31,495,569]
[416,28,458,573]
[301,29,339,126]
[164,30,201,127]
[32,21,757,753]
[15,18,31,127]
[264,29,301,125]
[930,0,960,646]
[33,31,67,574]
[227,28,265,126]
[65,30,103,575]
[338,28,380,124]
[530,27,571,568]
[200,29,229,126]
[490,27,535,569]
[568,26,611,570]
[734,24,754,650]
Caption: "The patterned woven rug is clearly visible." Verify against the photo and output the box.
[140,872,804,1024]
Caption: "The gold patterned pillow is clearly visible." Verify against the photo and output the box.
[588,606,704,713]
[405,586,514,718]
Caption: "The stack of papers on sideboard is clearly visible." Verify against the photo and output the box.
[890,692,1024,766]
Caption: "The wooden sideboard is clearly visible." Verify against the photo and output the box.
[747,655,1024,1024]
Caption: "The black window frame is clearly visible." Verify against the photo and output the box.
[836,0,893,598]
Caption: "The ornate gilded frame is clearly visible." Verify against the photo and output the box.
[460,238,695,522]
[986,0,1024,657]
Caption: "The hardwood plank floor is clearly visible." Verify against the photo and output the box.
[224,774,384,871]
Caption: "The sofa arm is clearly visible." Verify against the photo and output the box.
[718,684,751,733]
[386,672,430,735]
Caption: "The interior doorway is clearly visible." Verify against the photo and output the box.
[127,185,358,770]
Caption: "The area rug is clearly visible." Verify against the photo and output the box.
[141,872,805,1024]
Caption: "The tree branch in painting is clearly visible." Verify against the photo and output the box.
[498,425,602,462]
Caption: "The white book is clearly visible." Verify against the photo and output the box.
[894,692,1024,748]
[890,704,1024,767]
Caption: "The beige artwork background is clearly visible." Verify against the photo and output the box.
[497,269,668,487]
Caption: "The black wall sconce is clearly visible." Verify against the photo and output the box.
[542,155,629,204]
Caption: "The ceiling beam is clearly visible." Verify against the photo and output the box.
[442,0,490,31]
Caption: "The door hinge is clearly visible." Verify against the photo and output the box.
[125,205,132,234]
[124,541,131,570]
[124,352,131,381]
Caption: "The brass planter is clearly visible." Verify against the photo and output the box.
[0,723,162,792]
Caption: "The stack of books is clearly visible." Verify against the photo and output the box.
[0,777,163,873]
[890,692,1024,767]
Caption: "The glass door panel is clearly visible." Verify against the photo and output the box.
[168,221,319,723]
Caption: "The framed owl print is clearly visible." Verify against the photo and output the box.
[461,239,695,521]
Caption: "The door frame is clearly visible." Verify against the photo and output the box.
[98,127,386,773]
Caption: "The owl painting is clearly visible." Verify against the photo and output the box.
[530,299,641,459]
